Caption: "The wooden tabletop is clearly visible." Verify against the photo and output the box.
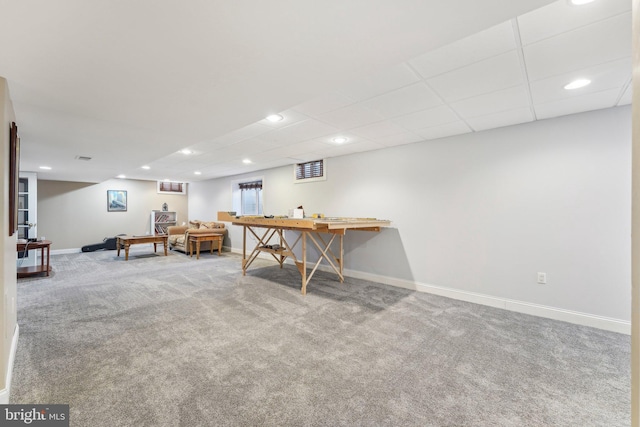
[218,211,390,231]
[17,239,52,250]
[117,235,168,243]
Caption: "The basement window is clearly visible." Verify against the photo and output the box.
[157,181,187,195]
[294,159,326,183]
[238,180,263,215]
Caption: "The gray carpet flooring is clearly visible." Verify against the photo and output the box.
[10,246,630,426]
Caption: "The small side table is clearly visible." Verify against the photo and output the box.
[189,234,223,259]
[17,240,52,278]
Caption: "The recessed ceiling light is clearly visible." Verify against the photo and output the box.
[141,165,150,170]
[332,136,348,144]
[39,166,52,170]
[242,159,252,164]
[180,149,193,155]
[564,79,591,90]
[117,174,126,179]
[266,114,283,123]
[569,0,595,5]
[194,171,202,175]
[163,178,170,182]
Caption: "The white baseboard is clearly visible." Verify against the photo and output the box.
[0,324,20,404]
[225,247,630,334]
[343,268,631,335]
[52,248,81,255]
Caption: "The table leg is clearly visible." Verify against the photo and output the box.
[301,232,307,295]
[210,239,214,255]
[45,244,50,276]
[190,239,194,257]
[163,239,168,256]
[217,237,222,256]
[124,243,130,261]
[339,234,344,281]
[196,241,201,260]
[153,242,158,253]
[242,226,247,275]
[117,239,121,257]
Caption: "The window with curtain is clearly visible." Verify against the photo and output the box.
[239,180,263,215]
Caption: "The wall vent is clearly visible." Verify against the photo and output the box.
[75,155,92,161]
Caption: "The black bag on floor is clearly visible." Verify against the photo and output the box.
[81,235,124,252]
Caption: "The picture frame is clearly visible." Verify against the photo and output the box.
[107,190,127,212]
[8,122,19,236]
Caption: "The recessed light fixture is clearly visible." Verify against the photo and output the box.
[569,0,595,5]
[332,136,348,144]
[163,178,171,182]
[141,165,150,170]
[39,166,52,170]
[180,149,193,155]
[117,174,126,179]
[564,78,591,90]
[266,114,283,123]
[242,159,252,164]
[194,171,202,175]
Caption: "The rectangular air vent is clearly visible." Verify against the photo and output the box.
[75,155,92,161]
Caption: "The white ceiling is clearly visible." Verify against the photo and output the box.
[0,0,631,184]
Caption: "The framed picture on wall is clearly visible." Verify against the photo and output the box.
[107,190,127,212]
[8,122,19,236]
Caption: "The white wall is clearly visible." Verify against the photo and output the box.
[37,179,188,250]
[1,77,18,403]
[190,106,631,331]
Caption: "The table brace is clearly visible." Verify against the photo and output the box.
[241,225,345,294]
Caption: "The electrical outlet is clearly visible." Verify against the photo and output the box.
[537,272,547,284]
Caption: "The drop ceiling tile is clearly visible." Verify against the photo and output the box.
[337,63,421,102]
[529,57,631,104]
[350,120,410,140]
[202,122,273,148]
[465,107,534,132]
[292,91,356,117]
[517,0,631,46]
[409,21,517,78]
[248,150,293,164]
[314,131,368,146]
[377,131,424,147]
[316,103,385,129]
[427,50,524,102]
[534,88,620,119]
[256,158,299,172]
[262,139,332,158]
[226,137,279,154]
[319,139,385,158]
[413,121,472,140]
[450,85,530,119]
[259,109,310,129]
[391,105,459,130]
[523,12,631,81]
[194,145,244,164]
[361,82,443,118]
[338,139,386,155]
[260,119,340,146]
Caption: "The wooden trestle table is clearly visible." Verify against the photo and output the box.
[218,212,390,295]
